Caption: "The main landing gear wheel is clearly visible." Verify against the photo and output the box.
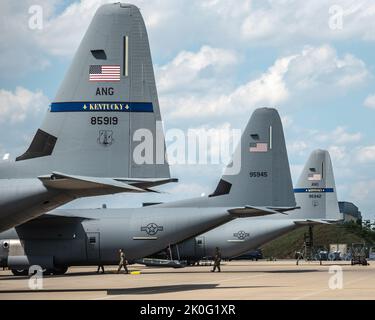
[11,269,28,276]
[52,266,68,275]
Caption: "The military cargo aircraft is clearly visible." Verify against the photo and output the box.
[0,107,298,275]
[0,3,174,232]
[169,149,343,263]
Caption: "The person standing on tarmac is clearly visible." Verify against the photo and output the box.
[211,247,222,272]
[96,265,105,274]
[117,249,129,274]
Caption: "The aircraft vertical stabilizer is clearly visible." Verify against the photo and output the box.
[291,149,342,221]
[208,107,296,208]
[0,4,173,232]
[15,3,169,179]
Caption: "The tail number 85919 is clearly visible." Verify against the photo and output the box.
[91,117,118,125]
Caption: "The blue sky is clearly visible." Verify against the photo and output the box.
[1,0,375,219]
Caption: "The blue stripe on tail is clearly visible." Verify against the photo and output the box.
[50,102,154,113]
[294,188,334,193]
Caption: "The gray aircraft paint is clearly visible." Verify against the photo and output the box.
[291,149,341,220]
[173,149,343,261]
[0,4,170,232]
[0,108,296,272]
[156,107,296,208]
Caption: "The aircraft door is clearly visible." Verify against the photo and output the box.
[86,232,100,262]
[195,236,206,258]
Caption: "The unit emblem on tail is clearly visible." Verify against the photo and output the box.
[97,130,114,146]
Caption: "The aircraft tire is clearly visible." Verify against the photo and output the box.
[52,266,68,275]
[42,269,54,276]
[11,269,28,276]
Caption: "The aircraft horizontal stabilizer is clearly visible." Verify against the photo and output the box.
[293,219,341,225]
[227,206,293,217]
[39,172,148,193]
[115,177,178,190]
[33,213,94,223]
[267,206,300,213]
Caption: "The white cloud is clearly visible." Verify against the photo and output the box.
[241,9,280,41]
[21,0,253,59]
[0,87,49,123]
[160,52,292,121]
[350,180,375,202]
[285,45,368,89]
[0,0,58,75]
[158,44,368,122]
[315,126,362,145]
[0,87,49,158]
[200,0,252,18]
[35,0,109,56]
[285,126,362,169]
[356,146,375,163]
[364,94,375,109]
[156,46,239,94]
[240,1,375,43]
[287,141,308,156]
[281,115,294,129]
[1,0,373,79]
[328,145,347,162]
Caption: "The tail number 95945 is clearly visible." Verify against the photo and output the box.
[249,171,268,178]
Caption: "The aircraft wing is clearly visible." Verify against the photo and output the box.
[227,206,295,217]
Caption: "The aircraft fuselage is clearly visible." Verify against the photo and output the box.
[0,207,236,270]
[173,218,300,262]
[0,178,73,232]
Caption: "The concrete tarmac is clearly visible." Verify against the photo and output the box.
[0,260,374,300]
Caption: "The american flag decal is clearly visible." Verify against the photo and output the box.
[89,65,121,82]
[249,143,268,152]
[308,173,322,181]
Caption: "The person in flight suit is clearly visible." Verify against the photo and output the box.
[211,247,222,272]
[117,248,129,274]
